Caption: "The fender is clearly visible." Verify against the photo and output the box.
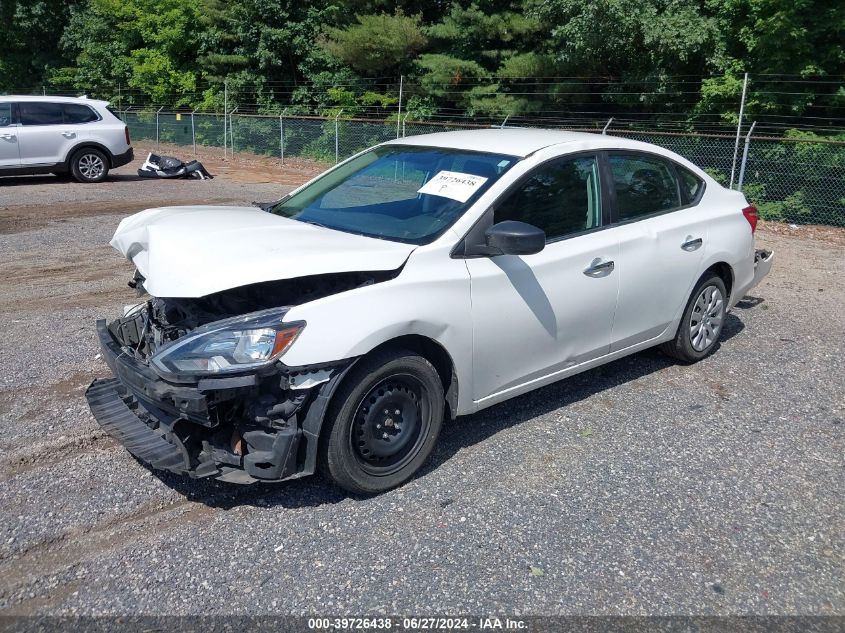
[63,141,116,167]
[282,243,477,415]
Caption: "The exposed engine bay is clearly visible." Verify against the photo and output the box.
[111,269,393,361]
[88,269,396,484]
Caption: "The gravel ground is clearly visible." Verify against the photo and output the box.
[0,150,842,617]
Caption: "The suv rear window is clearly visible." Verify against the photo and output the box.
[18,102,99,125]
[63,103,99,123]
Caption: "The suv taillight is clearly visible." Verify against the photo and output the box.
[124,126,131,145]
[742,205,758,234]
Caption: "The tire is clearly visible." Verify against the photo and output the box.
[319,349,445,495]
[660,273,728,363]
[70,148,109,183]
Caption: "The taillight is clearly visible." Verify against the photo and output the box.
[742,205,758,234]
[124,126,131,145]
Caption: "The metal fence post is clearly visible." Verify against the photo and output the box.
[402,112,410,138]
[396,76,403,139]
[191,108,197,156]
[280,108,287,165]
[500,114,510,128]
[730,72,749,189]
[228,107,238,157]
[737,121,757,192]
[156,106,164,150]
[602,117,614,134]
[223,79,228,157]
[335,109,343,164]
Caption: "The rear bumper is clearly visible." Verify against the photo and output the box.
[111,147,134,169]
[86,318,348,484]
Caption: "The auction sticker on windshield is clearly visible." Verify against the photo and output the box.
[417,170,489,203]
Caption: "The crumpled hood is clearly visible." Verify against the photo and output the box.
[110,206,416,298]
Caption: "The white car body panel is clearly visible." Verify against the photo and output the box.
[110,205,416,298]
[108,129,772,416]
[467,230,620,402]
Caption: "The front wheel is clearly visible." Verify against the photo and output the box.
[320,349,444,495]
[660,273,728,363]
[70,148,109,183]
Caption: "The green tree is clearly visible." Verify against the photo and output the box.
[320,12,428,76]
[0,0,79,91]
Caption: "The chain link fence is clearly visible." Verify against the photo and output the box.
[122,111,845,227]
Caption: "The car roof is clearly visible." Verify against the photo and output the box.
[0,95,109,105]
[382,127,658,158]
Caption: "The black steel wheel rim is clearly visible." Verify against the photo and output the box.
[349,373,430,476]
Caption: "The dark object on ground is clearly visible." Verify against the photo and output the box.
[138,153,213,180]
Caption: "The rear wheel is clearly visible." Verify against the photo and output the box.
[70,148,109,183]
[660,273,727,363]
[320,349,444,495]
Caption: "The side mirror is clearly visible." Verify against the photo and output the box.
[485,220,546,256]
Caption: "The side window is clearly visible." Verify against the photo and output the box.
[63,103,99,124]
[609,154,681,221]
[0,103,12,127]
[677,166,704,204]
[19,102,63,126]
[495,155,602,241]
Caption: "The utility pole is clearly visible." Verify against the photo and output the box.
[729,72,749,189]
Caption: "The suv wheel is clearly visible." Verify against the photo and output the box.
[660,273,728,363]
[320,349,444,495]
[70,148,109,183]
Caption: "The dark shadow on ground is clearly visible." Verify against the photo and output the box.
[148,312,747,508]
[0,173,144,186]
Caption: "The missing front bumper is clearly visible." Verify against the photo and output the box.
[87,318,349,484]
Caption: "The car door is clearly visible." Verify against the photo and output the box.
[17,101,89,166]
[606,152,709,351]
[0,102,20,168]
[465,153,620,403]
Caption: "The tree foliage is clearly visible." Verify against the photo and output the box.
[0,0,840,127]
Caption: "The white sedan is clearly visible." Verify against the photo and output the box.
[86,129,773,494]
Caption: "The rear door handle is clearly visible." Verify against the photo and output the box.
[584,258,615,277]
[0,133,15,140]
[681,237,703,251]
[61,131,76,138]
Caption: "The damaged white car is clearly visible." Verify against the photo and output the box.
[86,129,773,494]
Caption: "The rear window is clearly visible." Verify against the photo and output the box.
[18,102,100,125]
[63,103,99,123]
[19,102,63,125]
[677,166,704,204]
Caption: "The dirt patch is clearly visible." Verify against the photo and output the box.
[136,140,329,186]
[757,220,845,246]
[0,197,239,235]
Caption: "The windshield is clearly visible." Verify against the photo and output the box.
[270,145,519,244]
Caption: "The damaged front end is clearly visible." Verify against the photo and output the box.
[85,272,386,483]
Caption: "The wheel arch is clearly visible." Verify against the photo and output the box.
[64,142,115,168]
[354,334,459,420]
[703,261,734,301]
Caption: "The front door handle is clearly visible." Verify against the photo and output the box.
[61,131,76,138]
[0,133,15,140]
[584,258,615,277]
[681,237,703,251]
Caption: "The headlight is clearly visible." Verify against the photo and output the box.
[151,308,304,377]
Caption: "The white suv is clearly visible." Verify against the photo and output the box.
[0,96,133,182]
[86,129,773,494]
